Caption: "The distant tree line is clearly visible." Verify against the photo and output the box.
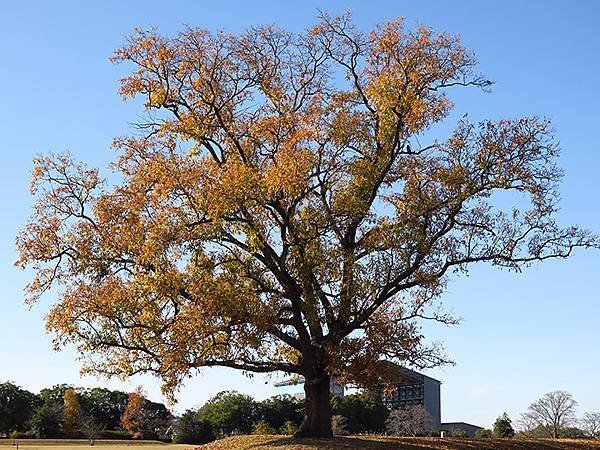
[4,381,599,445]
[173,390,390,444]
[0,382,171,441]
[0,381,392,445]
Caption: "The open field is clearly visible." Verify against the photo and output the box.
[4,437,600,450]
[0,440,193,450]
[197,435,600,450]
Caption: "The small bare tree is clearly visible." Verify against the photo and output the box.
[519,390,577,438]
[78,413,105,445]
[386,405,433,437]
[581,412,600,439]
[517,411,539,436]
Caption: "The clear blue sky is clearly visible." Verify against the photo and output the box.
[1,0,599,427]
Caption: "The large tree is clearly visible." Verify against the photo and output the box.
[16,13,595,437]
[121,387,146,438]
[63,388,82,437]
[520,390,578,438]
[197,391,258,436]
[493,412,515,438]
[0,382,39,436]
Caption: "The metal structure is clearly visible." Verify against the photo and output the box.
[274,375,345,398]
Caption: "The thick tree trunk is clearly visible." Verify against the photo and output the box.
[297,374,333,438]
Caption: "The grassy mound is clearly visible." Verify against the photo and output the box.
[196,435,600,450]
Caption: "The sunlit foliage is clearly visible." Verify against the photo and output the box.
[16,12,595,437]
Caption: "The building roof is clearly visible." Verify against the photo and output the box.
[441,422,483,429]
[380,361,441,385]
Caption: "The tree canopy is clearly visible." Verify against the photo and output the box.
[16,12,595,437]
[332,392,388,434]
[62,388,82,436]
[520,390,578,439]
[79,388,129,431]
[121,387,147,439]
[0,382,40,436]
[173,409,215,444]
[197,391,258,436]
[493,412,515,438]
